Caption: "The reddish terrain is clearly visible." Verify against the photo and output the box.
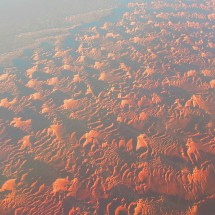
[0,0,214,214]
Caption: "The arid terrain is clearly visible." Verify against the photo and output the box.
[0,0,214,214]
[0,0,118,56]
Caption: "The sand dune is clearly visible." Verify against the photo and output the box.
[0,0,214,214]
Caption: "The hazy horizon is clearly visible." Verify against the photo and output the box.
[0,0,121,57]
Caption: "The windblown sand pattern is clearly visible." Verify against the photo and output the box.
[0,0,214,214]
